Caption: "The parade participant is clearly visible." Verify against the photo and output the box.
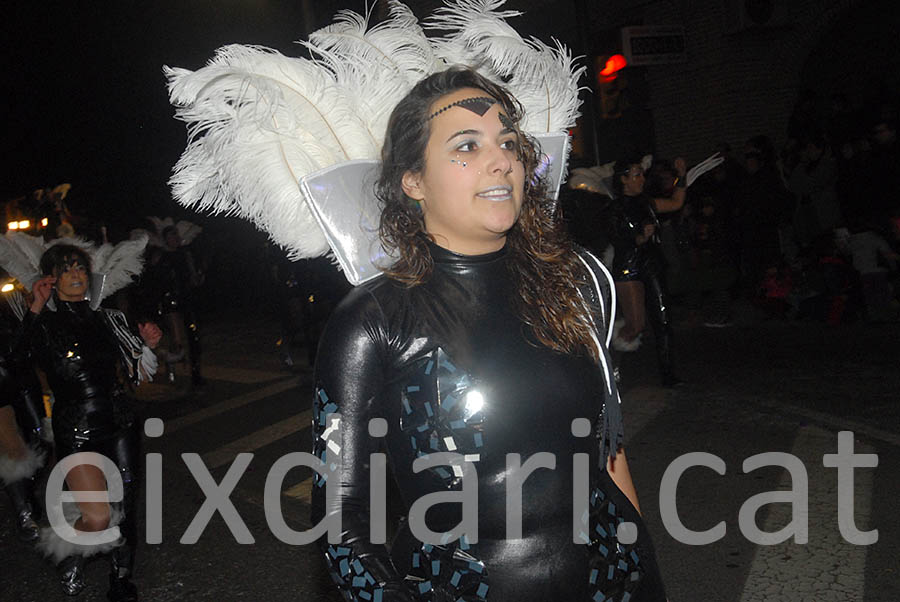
[608,154,686,386]
[0,273,46,542]
[133,217,205,386]
[1,235,158,600]
[310,67,666,602]
[165,2,665,598]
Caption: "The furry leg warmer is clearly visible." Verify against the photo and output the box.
[38,501,125,563]
[0,443,45,486]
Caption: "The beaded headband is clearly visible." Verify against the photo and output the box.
[426,96,497,120]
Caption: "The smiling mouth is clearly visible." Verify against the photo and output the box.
[476,186,513,201]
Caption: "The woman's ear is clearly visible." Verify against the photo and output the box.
[401,171,425,202]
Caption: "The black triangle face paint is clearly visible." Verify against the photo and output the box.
[427,96,497,120]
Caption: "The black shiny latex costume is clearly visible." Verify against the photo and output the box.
[609,194,662,283]
[312,242,666,601]
[1,293,46,542]
[608,194,676,380]
[1,297,44,438]
[138,246,203,382]
[21,300,141,573]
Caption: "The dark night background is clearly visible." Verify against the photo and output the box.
[5,2,362,224]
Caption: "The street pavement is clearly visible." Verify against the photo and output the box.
[1,304,898,601]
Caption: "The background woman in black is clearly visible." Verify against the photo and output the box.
[311,68,666,602]
[0,274,46,542]
[609,155,688,387]
[24,245,160,600]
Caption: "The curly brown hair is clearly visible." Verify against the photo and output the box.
[377,68,600,361]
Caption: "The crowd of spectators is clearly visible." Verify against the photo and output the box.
[564,91,899,328]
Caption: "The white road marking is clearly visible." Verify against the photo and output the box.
[739,426,874,602]
[163,377,300,435]
[766,401,900,448]
[201,410,312,470]
[283,477,313,503]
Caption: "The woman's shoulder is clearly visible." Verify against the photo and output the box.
[335,274,402,315]
[324,274,407,342]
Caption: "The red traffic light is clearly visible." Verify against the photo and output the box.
[599,54,627,77]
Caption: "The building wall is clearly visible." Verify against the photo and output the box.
[588,0,859,163]
[639,0,858,162]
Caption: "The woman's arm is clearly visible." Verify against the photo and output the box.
[651,186,686,214]
[650,157,688,214]
[311,286,413,602]
[606,449,641,515]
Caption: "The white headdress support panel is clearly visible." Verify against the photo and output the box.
[166,0,584,284]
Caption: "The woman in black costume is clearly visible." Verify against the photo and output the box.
[311,69,666,601]
[0,276,47,542]
[23,245,159,600]
[608,156,688,387]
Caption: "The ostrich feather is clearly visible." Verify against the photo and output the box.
[426,0,524,80]
[304,1,442,145]
[91,235,147,300]
[504,37,584,132]
[166,44,379,258]
[427,0,583,132]
[142,216,202,247]
[0,232,45,289]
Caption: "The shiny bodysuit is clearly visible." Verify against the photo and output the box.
[22,300,140,570]
[609,194,675,379]
[1,298,43,436]
[312,243,666,601]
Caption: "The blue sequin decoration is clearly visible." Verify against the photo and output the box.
[399,348,486,488]
[585,485,644,601]
[404,539,490,601]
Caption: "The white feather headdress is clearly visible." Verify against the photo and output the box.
[166,0,584,282]
[131,216,202,248]
[0,232,148,309]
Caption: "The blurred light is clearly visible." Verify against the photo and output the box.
[41,217,49,227]
[308,294,315,303]
[1,283,14,293]
[599,54,627,77]
[8,221,19,230]
[18,220,30,229]
[465,390,484,414]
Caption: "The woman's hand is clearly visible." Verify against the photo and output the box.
[636,223,656,244]
[674,156,687,178]
[30,276,56,314]
[138,322,163,349]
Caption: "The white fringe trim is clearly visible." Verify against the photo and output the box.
[140,344,158,382]
[37,502,124,563]
[0,444,46,486]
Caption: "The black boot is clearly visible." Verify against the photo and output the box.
[4,478,39,542]
[107,546,138,601]
[58,555,87,596]
[655,325,684,388]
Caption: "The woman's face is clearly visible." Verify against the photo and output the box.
[55,260,88,301]
[401,87,526,255]
[620,164,645,196]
